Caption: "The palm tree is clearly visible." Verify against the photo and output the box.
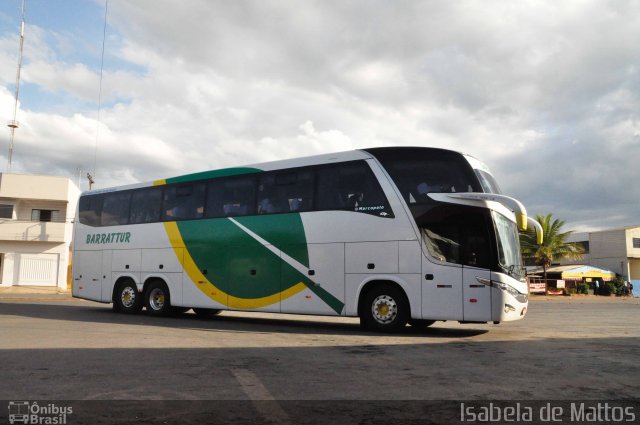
[520,213,585,287]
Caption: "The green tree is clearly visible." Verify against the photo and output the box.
[520,214,585,285]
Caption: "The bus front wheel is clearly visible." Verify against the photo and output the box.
[144,281,172,316]
[361,284,409,332]
[410,319,436,328]
[114,280,142,314]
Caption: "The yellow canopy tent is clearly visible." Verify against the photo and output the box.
[561,266,616,281]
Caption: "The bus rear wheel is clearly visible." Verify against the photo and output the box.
[193,308,222,319]
[114,280,142,314]
[361,284,409,332]
[144,281,172,316]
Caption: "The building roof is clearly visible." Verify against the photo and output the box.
[528,264,616,279]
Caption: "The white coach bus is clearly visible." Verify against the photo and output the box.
[72,147,542,332]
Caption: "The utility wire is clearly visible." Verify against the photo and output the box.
[91,0,109,189]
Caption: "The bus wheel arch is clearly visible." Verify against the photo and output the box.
[358,280,410,332]
[143,278,172,316]
[113,277,143,314]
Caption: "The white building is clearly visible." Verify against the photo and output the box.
[0,173,80,290]
[565,226,640,288]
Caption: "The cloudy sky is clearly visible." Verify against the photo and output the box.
[0,0,638,231]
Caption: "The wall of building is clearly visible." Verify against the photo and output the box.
[0,241,68,288]
[630,258,640,281]
[563,232,590,265]
[65,181,81,249]
[562,226,640,284]
[590,228,628,258]
[14,199,69,222]
[0,174,80,290]
[589,258,628,278]
[0,174,72,201]
[625,228,640,258]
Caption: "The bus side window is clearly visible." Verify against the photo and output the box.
[207,176,256,217]
[79,195,103,227]
[101,192,131,226]
[130,186,163,224]
[316,161,392,217]
[258,170,314,214]
[205,179,226,218]
[162,183,205,221]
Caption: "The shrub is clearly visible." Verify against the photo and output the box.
[577,283,589,294]
[603,278,626,296]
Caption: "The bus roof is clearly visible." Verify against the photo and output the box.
[81,146,470,196]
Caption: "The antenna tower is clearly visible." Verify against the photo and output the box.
[6,0,27,171]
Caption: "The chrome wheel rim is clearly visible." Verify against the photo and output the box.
[371,294,397,324]
[149,287,165,311]
[120,286,136,308]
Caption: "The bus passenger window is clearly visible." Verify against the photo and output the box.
[162,183,205,221]
[316,161,393,217]
[79,195,103,227]
[101,192,131,226]
[130,187,163,224]
[258,170,314,214]
[206,177,256,217]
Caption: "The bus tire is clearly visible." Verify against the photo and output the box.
[144,280,172,316]
[361,284,409,332]
[113,279,142,314]
[193,308,221,318]
[172,307,190,315]
[410,319,435,328]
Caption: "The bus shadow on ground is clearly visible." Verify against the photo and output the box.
[0,301,488,338]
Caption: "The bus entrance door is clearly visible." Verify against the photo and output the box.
[422,260,463,321]
[462,267,492,322]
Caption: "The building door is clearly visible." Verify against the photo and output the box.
[16,253,59,286]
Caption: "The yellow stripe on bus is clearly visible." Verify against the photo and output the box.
[163,221,307,309]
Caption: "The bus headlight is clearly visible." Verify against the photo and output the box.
[494,281,528,303]
[476,276,528,303]
[504,303,516,313]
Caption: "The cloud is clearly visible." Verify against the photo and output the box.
[0,0,638,231]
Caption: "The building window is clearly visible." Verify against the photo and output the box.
[633,238,640,249]
[577,241,589,254]
[32,209,60,222]
[0,204,13,219]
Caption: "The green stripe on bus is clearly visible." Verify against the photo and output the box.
[235,214,310,268]
[164,167,261,185]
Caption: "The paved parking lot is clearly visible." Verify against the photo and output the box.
[1,296,638,423]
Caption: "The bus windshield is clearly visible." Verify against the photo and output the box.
[463,154,502,194]
[475,169,502,194]
[493,211,524,278]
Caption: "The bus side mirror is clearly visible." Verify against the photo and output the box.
[517,213,527,232]
[527,217,544,245]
